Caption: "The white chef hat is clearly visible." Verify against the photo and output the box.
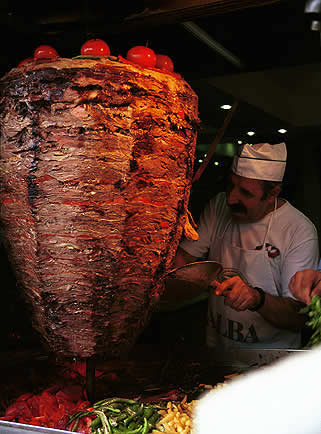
[232,142,287,182]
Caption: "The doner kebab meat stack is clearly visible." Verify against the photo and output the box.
[0,51,199,359]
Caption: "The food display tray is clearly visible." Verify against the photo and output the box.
[0,347,307,434]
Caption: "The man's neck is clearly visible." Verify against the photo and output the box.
[266,197,285,215]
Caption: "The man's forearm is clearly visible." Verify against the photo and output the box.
[257,292,306,331]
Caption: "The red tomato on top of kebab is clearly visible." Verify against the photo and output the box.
[126,46,157,68]
[155,54,174,72]
[81,39,111,56]
[34,45,59,59]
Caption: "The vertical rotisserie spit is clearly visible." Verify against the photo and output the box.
[0,57,199,358]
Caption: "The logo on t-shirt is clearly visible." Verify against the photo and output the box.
[255,243,280,258]
[210,312,259,343]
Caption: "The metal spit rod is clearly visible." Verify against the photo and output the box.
[85,358,96,403]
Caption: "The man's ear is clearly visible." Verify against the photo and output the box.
[268,185,281,202]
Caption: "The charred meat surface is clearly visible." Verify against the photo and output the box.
[0,57,199,358]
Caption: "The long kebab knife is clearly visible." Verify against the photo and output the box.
[192,100,238,184]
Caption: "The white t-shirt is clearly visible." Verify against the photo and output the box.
[180,192,320,349]
[181,192,320,296]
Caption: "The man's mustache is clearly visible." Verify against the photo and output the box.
[228,203,246,214]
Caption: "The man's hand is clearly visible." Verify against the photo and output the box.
[289,269,321,305]
[213,276,261,311]
[212,275,306,331]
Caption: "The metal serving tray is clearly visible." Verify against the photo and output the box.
[0,421,71,434]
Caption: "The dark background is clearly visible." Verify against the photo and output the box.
[0,0,320,352]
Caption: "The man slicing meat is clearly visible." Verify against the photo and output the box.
[174,142,320,349]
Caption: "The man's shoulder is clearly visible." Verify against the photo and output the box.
[281,201,316,227]
[278,200,318,238]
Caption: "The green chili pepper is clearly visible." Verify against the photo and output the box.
[147,411,160,426]
[124,426,143,434]
[69,410,92,423]
[99,406,121,414]
[143,407,153,419]
[113,428,142,434]
[127,421,138,430]
[141,417,148,434]
[71,419,80,432]
[94,398,137,408]
[124,403,144,426]
[94,410,112,434]
[90,416,102,430]
[125,407,136,417]
[69,410,95,432]
[301,295,321,348]
[115,413,128,423]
